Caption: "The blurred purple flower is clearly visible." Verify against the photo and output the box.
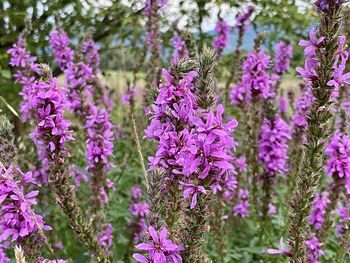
[212,19,229,57]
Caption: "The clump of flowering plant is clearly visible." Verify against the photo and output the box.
[7,36,39,121]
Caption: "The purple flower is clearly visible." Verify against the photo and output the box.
[315,0,345,12]
[144,0,167,16]
[86,105,114,172]
[299,30,324,57]
[67,164,88,187]
[7,37,39,121]
[274,41,293,75]
[278,96,288,114]
[27,77,74,164]
[0,165,51,243]
[236,5,254,30]
[233,189,250,218]
[234,156,247,174]
[212,20,229,57]
[291,87,315,130]
[336,206,350,237]
[49,30,74,70]
[129,202,150,218]
[267,237,292,257]
[131,186,143,200]
[171,35,189,62]
[179,182,207,209]
[309,192,330,230]
[81,37,100,74]
[305,236,323,263]
[129,187,148,243]
[268,203,277,215]
[258,115,291,175]
[0,248,9,263]
[121,87,136,105]
[64,62,94,112]
[231,50,273,104]
[98,224,114,255]
[324,131,350,193]
[327,64,350,89]
[134,226,182,263]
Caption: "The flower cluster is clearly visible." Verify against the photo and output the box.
[258,115,291,176]
[315,0,346,12]
[178,104,238,206]
[305,236,323,263]
[65,62,94,113]
[86,105,114,173]
[144,0,167,16]
[145,69,198,166]
[296,32,349,104]
[230,50,272,105]
[278,95,288,115]
[309,192,330,230]
[86,105,114,205]
[274,42,293,76]
[49,30,74,70]
[97,223,114,256]
[324,131,350,193]
[0,246,9,263]
[291,87,315,130]
[336,206,350,237]
[81,37,100,74]
[146,68,238,208]
[50,29,96,114]
[133,226,183,263]
[121,87,136,105]
[212,19,229,57]
[7,37,40,121]
[67,164,89,187]
[0,165,51,243]
[170,35,189,62]
[233,189,250,218]
[129,186,149,243]
[236,5,254,30]
[27,77,73,165]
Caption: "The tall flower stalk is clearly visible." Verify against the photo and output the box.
[144,0,166,105]
[0,115,54,262]
[224,5,254,106]
[287,1,348,261]
[26,65,111,262]
[258,103,290,220]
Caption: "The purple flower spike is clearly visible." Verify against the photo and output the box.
[305,236,323,263]
[49,30,74,70]
[171,35,189,62]
[212,19,230,57]
[230,50,273,106]
[274,42,293,76]
[309,192,330,230]
[7,37,39,121]
[258,115,291,176]
[0,165,51,243]
[324,131,350,193]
